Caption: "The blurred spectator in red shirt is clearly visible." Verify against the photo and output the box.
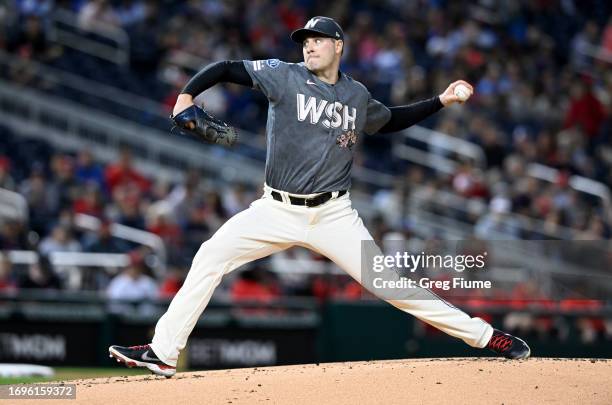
[231,267,279,303]
[159,266,185,298]
[311,273,363,301]
[147,207,182,252]
[104,147,150,195]
[277,0,304,31]
[564,78,607,139]
[73,182,105,217]
[452,161,489,199]
[311,274,339,301]
[340,279,363,300]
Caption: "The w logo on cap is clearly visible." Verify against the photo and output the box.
[291,16,343,43]
[305,17,322,29]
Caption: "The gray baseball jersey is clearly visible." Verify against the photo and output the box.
[243,59,391,194]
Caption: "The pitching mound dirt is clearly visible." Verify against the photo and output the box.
[14,358,612,405]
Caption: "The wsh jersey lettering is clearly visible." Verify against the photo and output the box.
[296,94,357,130]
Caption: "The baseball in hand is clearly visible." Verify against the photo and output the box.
[453,84,471,102]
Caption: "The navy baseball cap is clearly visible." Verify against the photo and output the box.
[290,16,344,43]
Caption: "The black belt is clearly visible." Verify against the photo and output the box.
[271,190,347,207]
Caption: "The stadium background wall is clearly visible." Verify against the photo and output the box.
[1,303,611,368]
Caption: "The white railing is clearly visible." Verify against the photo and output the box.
[74,213,166,272]
[392,125,486,176]
[578,43,612,65]
[528,163,611,210]
[5,214,165,278]
[408,185,580,240]
[393,125,611,221]
[393,143,457,174]
[400,126,487,168]
[269,257,343,275]
[8,250,129,290]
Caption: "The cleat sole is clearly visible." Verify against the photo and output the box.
[108,346,176,378]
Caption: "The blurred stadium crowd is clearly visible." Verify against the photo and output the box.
[0,0,611,331]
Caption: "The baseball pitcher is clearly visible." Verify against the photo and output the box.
[109,17,530,377]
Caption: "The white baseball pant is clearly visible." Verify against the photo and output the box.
[150,184,493,366]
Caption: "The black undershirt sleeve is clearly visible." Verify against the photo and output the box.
[378,96,444,133]
[181,60,253,96]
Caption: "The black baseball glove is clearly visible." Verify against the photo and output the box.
[170,105,238,147]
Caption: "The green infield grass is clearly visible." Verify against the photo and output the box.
[0,367,151,385]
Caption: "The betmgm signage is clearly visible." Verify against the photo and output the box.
[0,333,66,361]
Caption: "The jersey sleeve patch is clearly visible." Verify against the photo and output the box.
[252,59,280,71]
[266,59,280,68]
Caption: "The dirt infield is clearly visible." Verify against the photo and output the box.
[13,358,612,405]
